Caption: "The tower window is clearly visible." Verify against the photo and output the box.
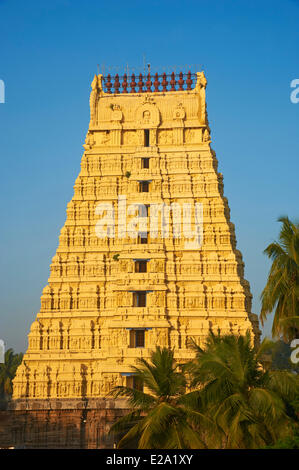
[139,181,149,192]
[135,260,148,273]
[138,232,148,244]
[144,129,150,147]
[129,329,145,348]
[126,375,143,391]
[141,157,150,169]
[133,291,147,307]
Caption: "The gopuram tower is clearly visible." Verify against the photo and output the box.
[12,70,260,405]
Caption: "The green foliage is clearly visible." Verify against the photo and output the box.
[125,171,131,178]
[185,331,298,449]
[109,336,299,449]
[113,254,120,261]
[260,216,299,341]
[266,425,299,449]
[0,348,23,406]
[108,346,215,449]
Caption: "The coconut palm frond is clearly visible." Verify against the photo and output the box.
[260,217,299,341]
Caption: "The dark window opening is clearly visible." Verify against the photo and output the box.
[133,291,147,307]
[139,181,149,192]
[130,329,145,348]
[135,260,148,273]
[144,129,150,147]
[126,375,144,391]
[138,232,148,244]
[142,157,150,169]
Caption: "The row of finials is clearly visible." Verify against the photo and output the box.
[103,71,196,94]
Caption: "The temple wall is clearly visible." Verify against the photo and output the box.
[0,399,129,449]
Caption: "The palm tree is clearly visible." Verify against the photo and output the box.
[186,331,299,449]
[0,348,23,402]
[108,346,215,449]
[260,216,299,341]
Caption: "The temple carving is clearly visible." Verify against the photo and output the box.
[12,70,260,403]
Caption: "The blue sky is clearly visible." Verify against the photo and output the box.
[0,0,298,352]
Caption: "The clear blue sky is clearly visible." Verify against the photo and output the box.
[0,0,298,353]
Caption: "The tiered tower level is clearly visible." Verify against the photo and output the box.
[13,70,260,402]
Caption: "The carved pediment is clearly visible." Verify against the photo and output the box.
[110,104,123,122]
[135,98,160,128]
[173,102,186,120]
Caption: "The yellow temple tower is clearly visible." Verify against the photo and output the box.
[12,69,260,404]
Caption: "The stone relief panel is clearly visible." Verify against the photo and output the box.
[122,130,138,146]
[96,131,111,145]
[184,128,202,144]
[158,130,173,145]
